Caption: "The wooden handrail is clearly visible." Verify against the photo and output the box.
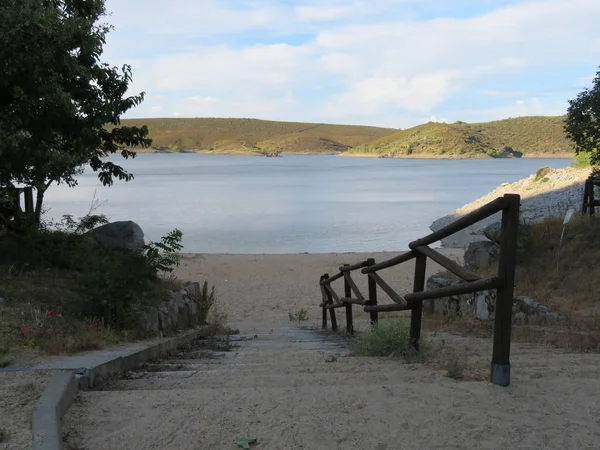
[340,297,368,306]
[404,276,501,302]
[409,196,508,249]
[320,271,343,285]
[361,251,416,274]
[343,272,364,300]
[367,272,405,305]
[364,303,412,312]
[339,260,368,272]
[324,284,341,304]
[414,246,480,282]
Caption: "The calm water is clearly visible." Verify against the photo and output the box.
[44,154,571,253]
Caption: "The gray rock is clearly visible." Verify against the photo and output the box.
[425,275,563,323]
[482,221,532,248]
[136,306,159,333]
[89,221,145,252]
[482,222,502,244]
[464,241,499,271]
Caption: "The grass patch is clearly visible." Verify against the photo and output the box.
[288,308,309,322]
[350,318,423,362]
[533,166,552,182]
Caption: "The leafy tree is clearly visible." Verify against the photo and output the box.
[0,0,151,223]
[565,67,600,167]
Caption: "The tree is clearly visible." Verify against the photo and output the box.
[0,0,151,224]
[565,67,600,167]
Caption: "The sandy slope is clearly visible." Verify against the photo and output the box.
[62,252,600,450]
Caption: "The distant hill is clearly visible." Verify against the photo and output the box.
[347,116,573,158]
[119,118,397,154]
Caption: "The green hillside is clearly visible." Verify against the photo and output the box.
[348,116,573,158]
[119,118,397,154]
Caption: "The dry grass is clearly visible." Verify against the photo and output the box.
[118,117,396,153]
[349,115,573,158]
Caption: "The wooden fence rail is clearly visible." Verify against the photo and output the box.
[318,193,520,387]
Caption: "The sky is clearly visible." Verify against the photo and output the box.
[102,0,600,128]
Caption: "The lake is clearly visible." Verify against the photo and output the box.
[44,154,572,253]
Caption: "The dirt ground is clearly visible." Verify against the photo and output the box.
[0,371,52,450]
[62,252,600,449]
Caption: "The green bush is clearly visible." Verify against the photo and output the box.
[533,166,552,182]
[142,229,183,273]
[570,152,592,168]
[350,318,423,362]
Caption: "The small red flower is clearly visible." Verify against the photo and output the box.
[21,326,29,332]
[54,329,62,334]
[47,311,56,317]
[44,330,50,336]
[89,324,96,329]
[98,321,104,327]
[33,329,39,334]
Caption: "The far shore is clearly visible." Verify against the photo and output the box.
[133,148,574,159]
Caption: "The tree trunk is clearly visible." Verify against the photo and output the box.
[34,187,45,224]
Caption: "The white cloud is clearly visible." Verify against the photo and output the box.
[106,0,600,126]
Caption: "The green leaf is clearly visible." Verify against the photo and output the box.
[235,436,258,449]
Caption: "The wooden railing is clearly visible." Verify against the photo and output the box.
[582,175,600,215]
[0,187,35,228]
[319,194,520,387]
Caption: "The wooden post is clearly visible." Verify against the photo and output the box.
[343,265,353,335]
[410,254,427,352]
[320,275,328,329]
[590,178,595,216]
[324,273,338,332]
[582,178,590,214]
[23,187,34,222]
[491,194,520,387]
[366,258,378,326]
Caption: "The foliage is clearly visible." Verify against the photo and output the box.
[142,229,183,273]
[288,309,309,321]
[349,116,573,158]
[570,152,592,168]
[565,68,600,166]
[235,436,258,449]
[0,227,168,329]
[0,0,151,222]
[196,281,216,326]
[350,318,423,362]
[533,166,552,182]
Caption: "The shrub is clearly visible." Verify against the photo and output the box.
[142,229,183,273]
[196,281,216,326]
[288,309,309,321]
[533,166,552,182]
[350,318,423,362]
[570,152,592,168]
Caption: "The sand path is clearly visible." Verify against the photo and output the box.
[63,252,600,449]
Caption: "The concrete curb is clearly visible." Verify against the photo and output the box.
[30,327,208,450]
[32,371,78,450]
[75,328,206,389]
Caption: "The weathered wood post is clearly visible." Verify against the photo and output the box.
[409,254,427,352]
[320,275,328,329]
[582,177,590,214]
[343,265,353,334]
[491,193,520,387]
[589,178,596,216]
[323,273,338,332]
[366,258,378,326]
[23,187,34,222]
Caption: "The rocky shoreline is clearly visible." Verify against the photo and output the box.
[431,167,591,247]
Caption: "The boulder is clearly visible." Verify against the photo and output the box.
[425,274,563,323]
[482,221,532,248]
[464,241,499,271]
[136,306,159,333]
[89,221,145,252]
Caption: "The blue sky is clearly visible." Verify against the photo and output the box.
[103,0,600,128]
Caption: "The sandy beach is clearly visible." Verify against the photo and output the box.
[62,251,600,450]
